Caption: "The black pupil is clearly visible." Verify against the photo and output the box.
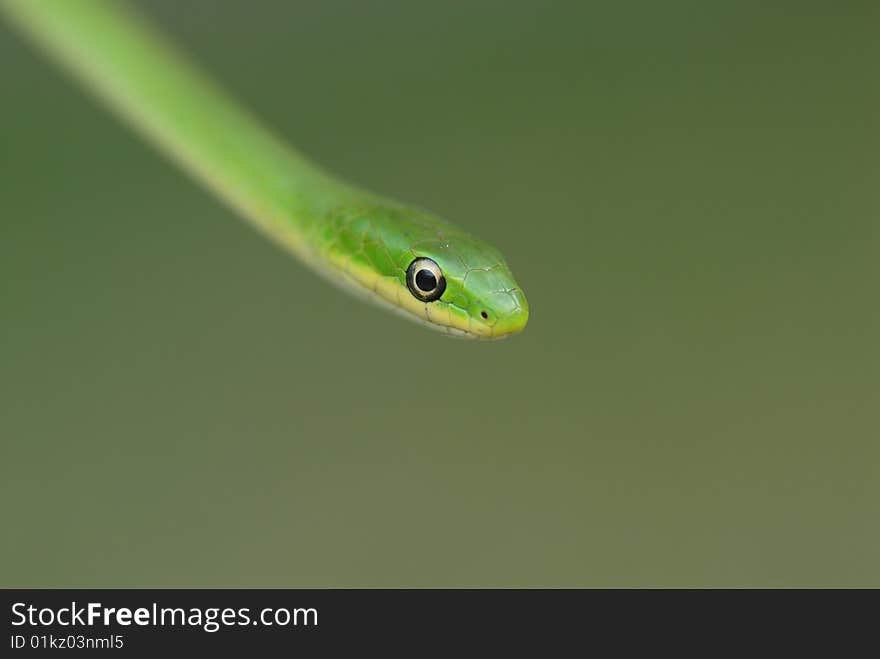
[415,269,437,292]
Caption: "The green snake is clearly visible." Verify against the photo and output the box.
[1,0,529,339]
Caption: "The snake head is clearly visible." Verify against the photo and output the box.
[318,203,529,339]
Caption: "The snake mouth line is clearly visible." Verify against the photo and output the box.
[326,256,527,339]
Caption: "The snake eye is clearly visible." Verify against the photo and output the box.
[406,257,446,302]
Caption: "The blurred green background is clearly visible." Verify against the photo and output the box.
[1,1,878,586]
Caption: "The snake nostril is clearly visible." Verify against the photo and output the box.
[481,311,489,320]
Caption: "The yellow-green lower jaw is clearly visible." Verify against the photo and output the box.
[330,255,527,339]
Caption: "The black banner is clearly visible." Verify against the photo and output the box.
[1,589,873,653]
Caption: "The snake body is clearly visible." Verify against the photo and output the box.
[1,0,529,339]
